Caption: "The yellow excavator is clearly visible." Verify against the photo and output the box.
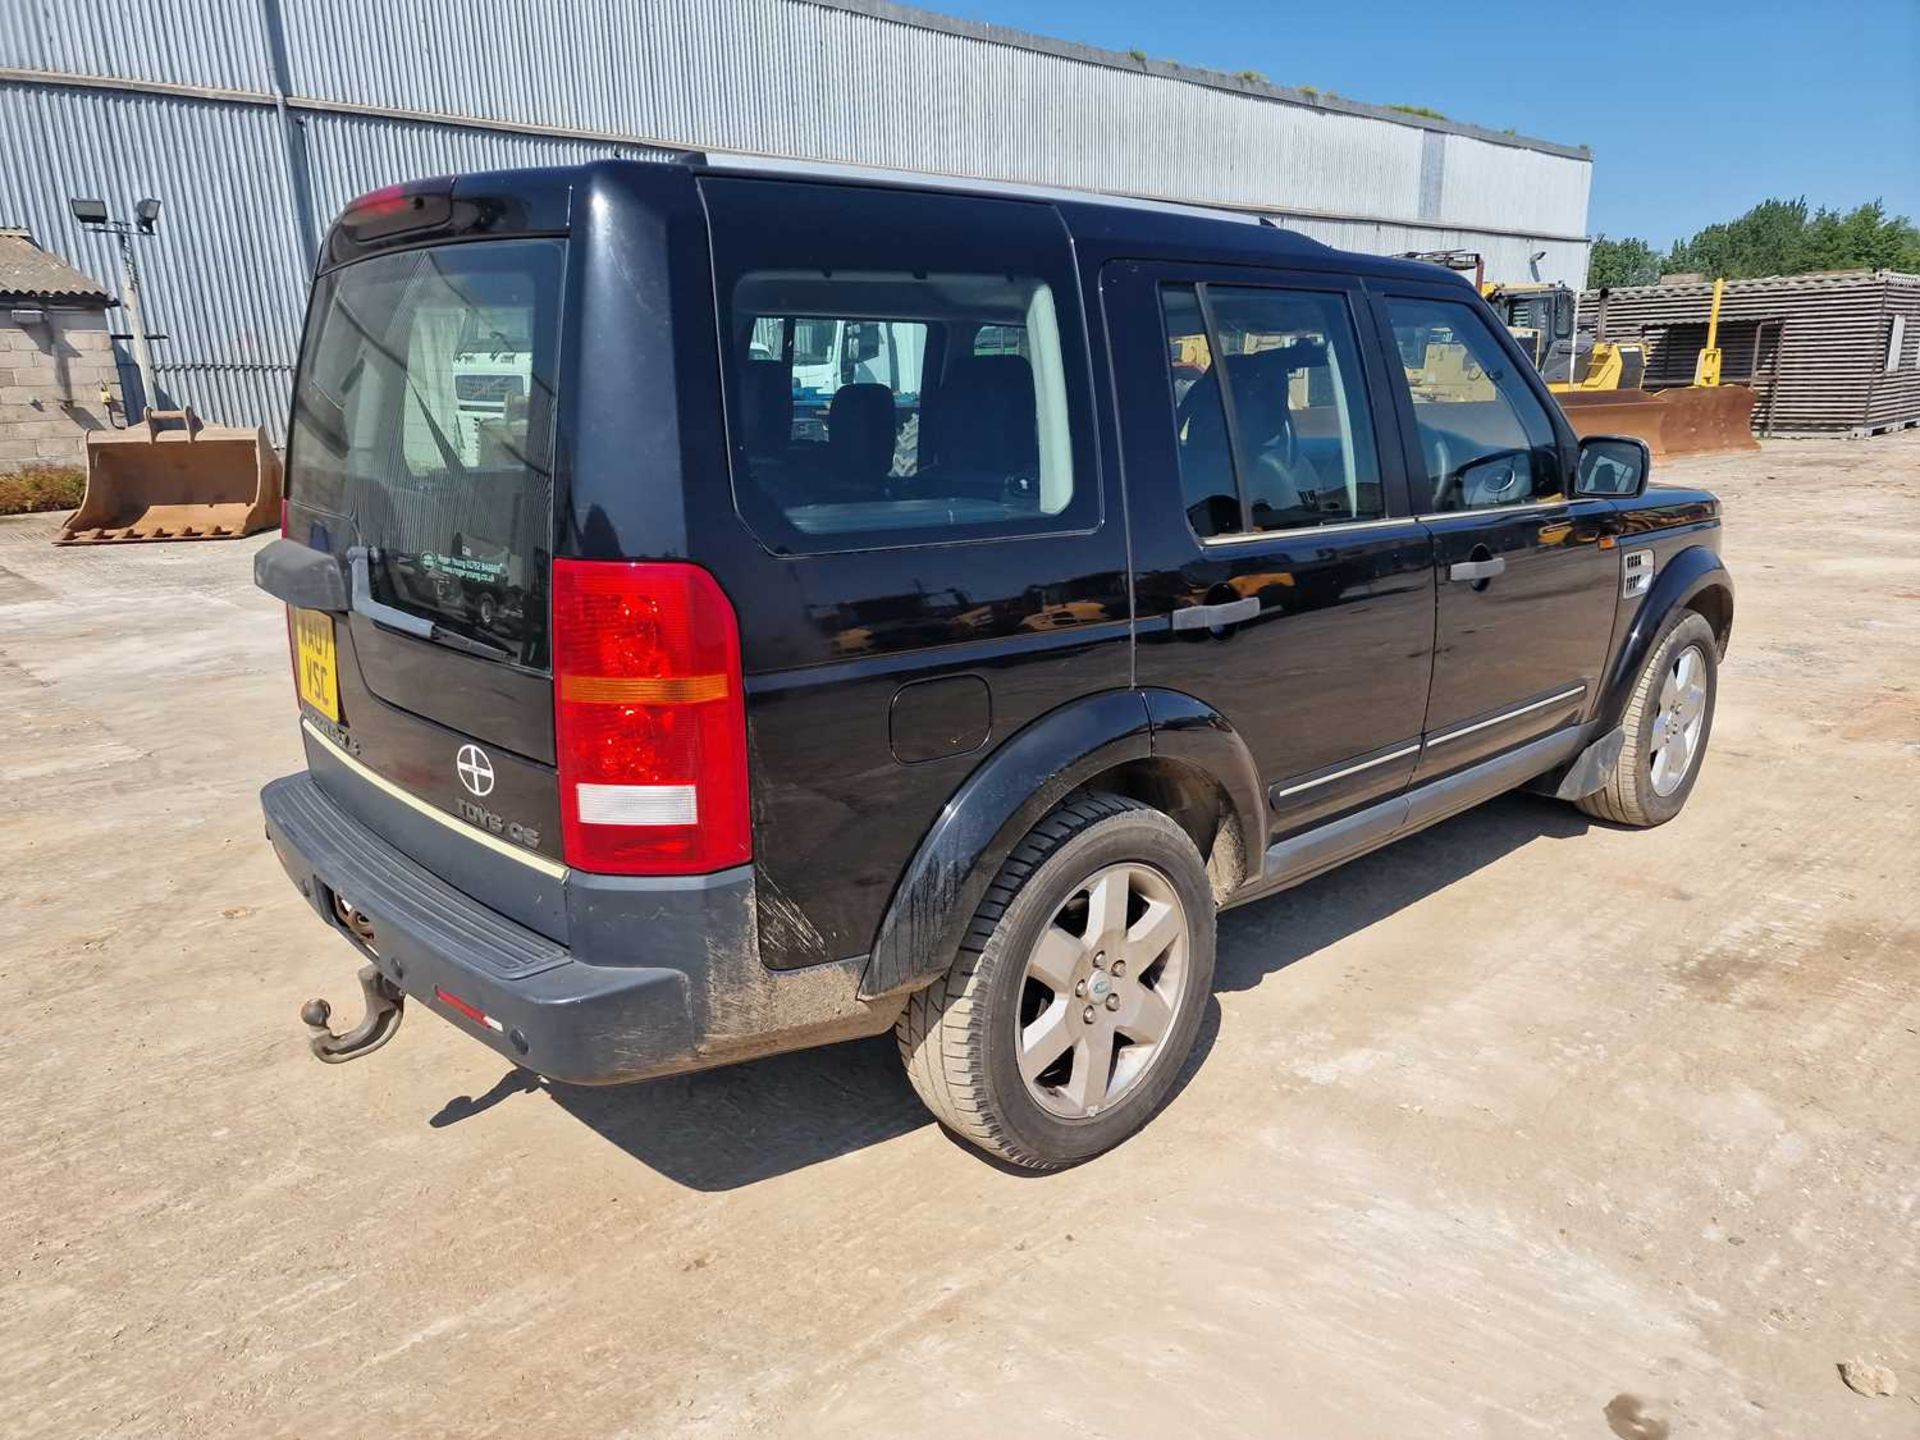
[1403,252,1758,459]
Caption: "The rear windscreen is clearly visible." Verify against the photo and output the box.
[287,238,564,668]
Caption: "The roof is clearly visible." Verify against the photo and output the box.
[807,0,1591,161]
[696,155,1476,289]
[0,230,113,304]
[1589,269,1920,302]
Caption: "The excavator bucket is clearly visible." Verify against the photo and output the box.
[56,409,282,545]
[1554,386,1759,461]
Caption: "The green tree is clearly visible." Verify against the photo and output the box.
[1589,235,1663,287]
[1589,198,1920,287]
[1666,197,1813,278]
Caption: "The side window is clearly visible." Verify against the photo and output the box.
[1159,285,1240,538]
[726,272,1078,547]
[1386,297,1564,513]
[1157,282,1383,538]
[1207,287,1384,530]
[973,323,1030,358]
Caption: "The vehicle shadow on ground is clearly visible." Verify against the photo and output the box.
[1213,791,1592,993]
[443,792,1590,1190]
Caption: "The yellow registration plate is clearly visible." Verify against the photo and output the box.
[293,608,340,722]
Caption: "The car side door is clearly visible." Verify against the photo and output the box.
[1372,283,1619,776]
[1106,260,1436,840]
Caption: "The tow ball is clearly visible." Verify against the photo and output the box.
[300,965,405,1063]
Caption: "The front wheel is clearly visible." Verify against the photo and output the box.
[1578,609,1719,827]
[896,794,1216,1170]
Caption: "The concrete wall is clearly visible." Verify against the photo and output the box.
[0,307,122,471]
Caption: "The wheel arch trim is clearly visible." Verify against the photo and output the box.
[1597,545,1732,730]
[1139,687,1267,891]
[860,689,1153,1000]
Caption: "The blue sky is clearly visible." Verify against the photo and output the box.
[937,0,1920,247]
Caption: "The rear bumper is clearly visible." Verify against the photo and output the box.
[262,773,889,1083]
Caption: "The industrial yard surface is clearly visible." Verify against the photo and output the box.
[3,434,1916,1439]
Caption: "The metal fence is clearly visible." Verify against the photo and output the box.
[2,0,1594,437]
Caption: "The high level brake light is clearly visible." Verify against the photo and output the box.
[337,179,454,244]
[552,560,751,876]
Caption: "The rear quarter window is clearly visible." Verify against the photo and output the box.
[703,177,1100,555]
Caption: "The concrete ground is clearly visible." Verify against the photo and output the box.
[2,434,1915,1439]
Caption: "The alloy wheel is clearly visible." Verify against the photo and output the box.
[1015,862,1193,1119]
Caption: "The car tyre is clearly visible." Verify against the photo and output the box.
[1578,609,1719,827]
[896,793,1216,1170]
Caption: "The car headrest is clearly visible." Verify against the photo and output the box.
[926,355,1037,475]
[738,358,793,458]
[827,383,896,479]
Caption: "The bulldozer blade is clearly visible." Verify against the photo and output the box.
[1554,390,1672,458]
[1646,384,1760,458]
[56,409,283,545]
[1552,385,1759,461]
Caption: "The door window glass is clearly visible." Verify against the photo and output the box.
[1158,285,1240,538]
[1207,287,1384,530]
[1387,297,1564,513]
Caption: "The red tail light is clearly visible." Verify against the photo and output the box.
[552,560,751,876]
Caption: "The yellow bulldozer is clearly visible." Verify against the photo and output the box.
[56,407,282,545]
[1403,251,1758,460]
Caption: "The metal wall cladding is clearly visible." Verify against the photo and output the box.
[4,0,1598,434]
[0,0,275,92]
[275,0,1580,241]
[0,82,310,429]
[1587,272,1920,434]
[1288,218,1590,292]
[1438,133,1590,239]
[299,113,663,231]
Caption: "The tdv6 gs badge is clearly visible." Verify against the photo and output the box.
[453,744,541,849]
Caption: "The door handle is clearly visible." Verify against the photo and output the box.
[1169,596,1260,632]
[1448,556,1506,583]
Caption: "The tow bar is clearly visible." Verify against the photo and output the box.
[300,964,405,1063]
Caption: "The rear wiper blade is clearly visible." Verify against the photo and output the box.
[346,546,513,662]
[422,624,512,661]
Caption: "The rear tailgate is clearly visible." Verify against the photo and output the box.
[280,229,569,912]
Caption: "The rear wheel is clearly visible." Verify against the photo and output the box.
[896,794,1215,1170]
[1578,609,1718,827]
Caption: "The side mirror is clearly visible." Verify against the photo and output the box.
[1575,434,1651,499]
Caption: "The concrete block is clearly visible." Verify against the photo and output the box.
[36,436,85,460]
[13,417,74,439]
[0,386,51,407]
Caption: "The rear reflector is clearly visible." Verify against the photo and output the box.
[552,560,750,876]
[434,986,503,1032]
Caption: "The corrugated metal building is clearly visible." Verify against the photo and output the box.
[1587,271,1920,436]
[1,0,1594,436]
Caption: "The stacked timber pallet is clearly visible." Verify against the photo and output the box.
[1582,271,1920,436]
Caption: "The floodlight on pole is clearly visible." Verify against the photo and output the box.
[65,195,164,421]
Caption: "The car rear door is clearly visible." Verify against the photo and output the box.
[283,226,571,927]
[1370,283,1619,775]
[697,178,1131,971]
[1105,259,1435,841]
